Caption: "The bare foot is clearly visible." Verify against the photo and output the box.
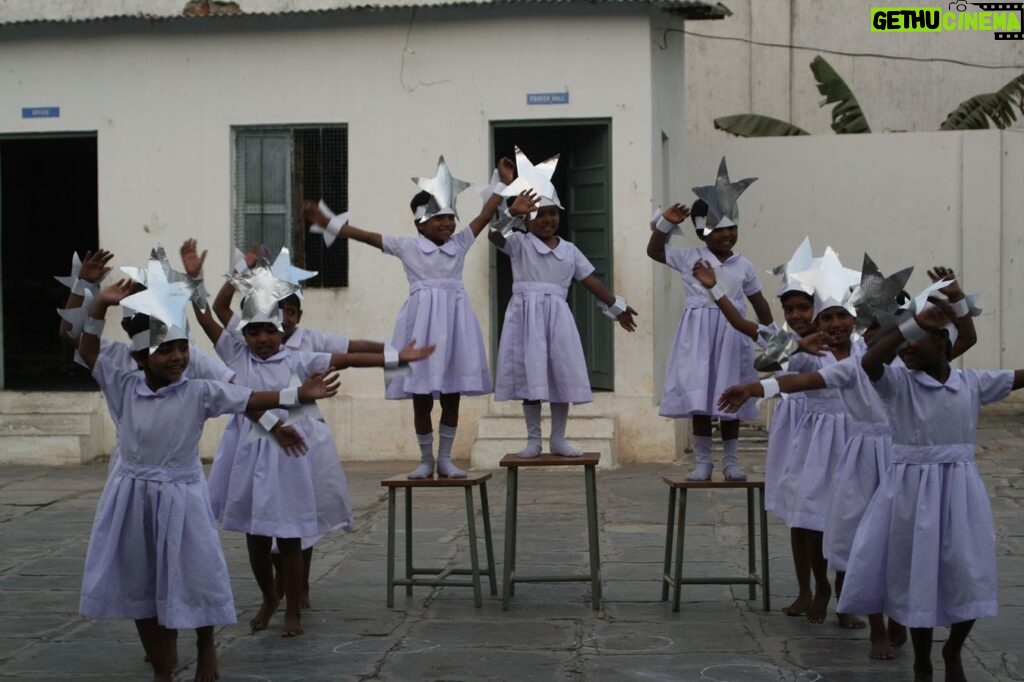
[301,591,311,610]
[281,608,304,637]
[942,645,967,682]
[249,597,279,632]
[889,619,908,648]
[782,593,811,616]
[837,613,866,629]
[195,638,220,682]
[807,585,831,624]
[869,631,896,660]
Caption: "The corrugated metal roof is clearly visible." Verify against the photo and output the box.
[0,0,729,27]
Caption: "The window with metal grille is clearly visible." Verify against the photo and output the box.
[233,125,348,287]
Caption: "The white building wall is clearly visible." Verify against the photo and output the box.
[0,6,677,461]
[685,0,1024,137]
[676,130,1024,380]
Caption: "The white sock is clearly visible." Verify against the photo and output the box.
[436,424,466,478]
[549,402,582,457]
[516,402,543,458]
[722,437,746,480]
[686,435,713,480]
[407,432,434,479]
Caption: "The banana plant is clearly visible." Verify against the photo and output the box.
[941,72,1024,130]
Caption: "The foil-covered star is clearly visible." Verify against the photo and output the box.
[57,288,95,341]
[55,252,84,289]
[227,259,300,330]
[310,201,349,248]
[691,157,757,234]
[501,146,562,218]
[121,258,193,333]
[789,247,861,316]
[771,237,815,296]
[966,293,983,317]
[869,276,953,343]
[270,247,317,300]
[847,254,913,332]
[754,325,799,372]
[412,155,471,223]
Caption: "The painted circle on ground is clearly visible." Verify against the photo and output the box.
[589,633,676,653]
[700,663,822,681]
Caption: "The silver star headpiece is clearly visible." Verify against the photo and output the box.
[57,288,95,341]
[771,237,816,297]
[789,247,860,318]
[502,146,563,219]
[270,247,317,301]
[755,325,799,372]
[691,157,757,234]
[227,258,301,331]
[121,258,193,333]
[412,155,471,224]
[847,254,914,333]
[870,277,953,344]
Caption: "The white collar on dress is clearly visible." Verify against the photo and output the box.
[701,246,738,266]
[908,367,961,391]
[417,235,459,256]
[526,232,569,261]
[133,374,188,397]
[283,328,303,350]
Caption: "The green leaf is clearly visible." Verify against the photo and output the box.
[809,55,871,134]
[940,72,1024,130]
[713,114,810,138]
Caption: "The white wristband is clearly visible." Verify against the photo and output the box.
[279,387,299,407]
[898,316,928,343]
[83,316,105,337]
[654,215,677,235]
[383,343,399,370]
[760,378,780,399]
[708,283,728,301]
[599,295,628,320]
[491,181,508,197]
[258,412,280,432]
[949,298,969,318]
[71,278,95,296]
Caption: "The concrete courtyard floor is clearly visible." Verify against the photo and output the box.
[1,410,1022,681]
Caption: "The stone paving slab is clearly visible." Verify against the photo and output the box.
[1,414,1023,681]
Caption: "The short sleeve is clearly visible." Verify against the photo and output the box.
[214,325,250,367]
[382,234,412,258]
[664,246,690,274]
[968,369,1015,406]
[307,329,350,354]
[226,312,241,333]
[450,227,478,251]
[742,259,762,296]
[198,379,252,420]
[291,351,332,379]
[498,231,522,256]
[97,339,135,373]
[786,353,818,374]
[818,358,855,390]
[190,346,236,383]
[572,246,596,281]
[91,354,136,423]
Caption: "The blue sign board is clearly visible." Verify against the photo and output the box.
[527,92,569,105]
[22,107,60,119]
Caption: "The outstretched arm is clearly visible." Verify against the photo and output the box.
[328,341,435,370]
[1014,370,1024,390]
[717,371,828,412]
[302,201,383,251]
[347,340,386,353]
[245,371,341,412]
[578,275,638,332]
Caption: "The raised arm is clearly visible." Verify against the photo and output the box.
[928,267,977,359]
[579,275,638,332]
[747,291,774,326]
[59,249,113,344]
[468,157,517,237]
[647,203,690,264]
[302,201,383,251]
[79,279,134,369]
[862,305,950,381]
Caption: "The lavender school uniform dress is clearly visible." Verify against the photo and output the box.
[381,229,491,399]
[207,331,352,539]
[494,232,595,405]
[838,367,1013,627]
[659,246,761,421]
[818,345,896,572]
[80,356,248,629]
[773,351,851,531]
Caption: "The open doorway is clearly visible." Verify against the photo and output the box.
[491,120,613,390]
[1,135,98,390]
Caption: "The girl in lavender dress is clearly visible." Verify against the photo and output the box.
[304,157,533,478]
[77,280,340,682]
[490,148,636,458]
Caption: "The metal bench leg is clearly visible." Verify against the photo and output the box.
[661,487,677,601]
[480,481,497,596]
[386,487,396,608]
[502,467,517,610]
[585,463,601,610]
[672,489,687,612]
[464,486,483,607]
[404,487,413,596]
[747,487,757,601]
[760,486,771,612]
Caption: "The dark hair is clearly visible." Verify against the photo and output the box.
[779,290,813,305]
[279,294,301,310]
[123,312,151,337]
[690,199,709,220]
[410,190,432,215]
